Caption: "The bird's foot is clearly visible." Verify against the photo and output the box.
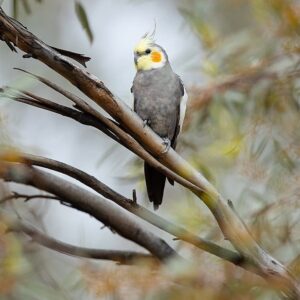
[143,119,151,128]
[161,137,171,154]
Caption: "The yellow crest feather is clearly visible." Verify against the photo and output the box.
[134,34,155,53]
[133,25,166,71]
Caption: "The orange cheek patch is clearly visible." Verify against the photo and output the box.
[151,51,162,63]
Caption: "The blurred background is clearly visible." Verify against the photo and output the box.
[0,0,299,299]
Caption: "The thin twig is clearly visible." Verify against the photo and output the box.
[0,192,59,203]
[1,86,120,143]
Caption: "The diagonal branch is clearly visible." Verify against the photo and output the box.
[0,82,202,195]
[0,86,120,143]
[0,152,244,267]
[2,210,155,264]
[0,162,179,262]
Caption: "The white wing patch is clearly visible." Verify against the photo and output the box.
[179,86,188,132]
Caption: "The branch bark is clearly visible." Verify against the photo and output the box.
[0,152,244,267]
[0,7,298,298]
[1,72,203,195]
[2,209,155,264]
[0,162,178,262]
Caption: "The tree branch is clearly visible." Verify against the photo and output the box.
[0,85,120,143]
[0,77,203,195]
[2,209,155,264]
[0,152,245,267]
[0,191,59,203]
[0,162,179,262]
[0,7,298,297]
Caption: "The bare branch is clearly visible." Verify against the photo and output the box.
[0,152,245,267]
[2,210,155,264]
[0,192,59,203]
[0,162,179,262]
[0,83,203,195]
[0,86,119,143]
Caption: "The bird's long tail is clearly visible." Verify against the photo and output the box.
[144,163,166,210]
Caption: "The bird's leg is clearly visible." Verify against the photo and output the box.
[143,119,151,128]
[161,137,171,154]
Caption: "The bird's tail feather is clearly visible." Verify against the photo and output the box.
[144,163,166,210]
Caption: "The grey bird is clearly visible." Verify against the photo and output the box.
[131,34,187,209]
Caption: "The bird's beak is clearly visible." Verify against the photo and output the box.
[134,53,138,66]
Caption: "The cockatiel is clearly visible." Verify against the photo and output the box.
[131,33,187,209]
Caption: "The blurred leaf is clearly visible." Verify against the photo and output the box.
[11,0,43,18]
[75,2,93,43]
[202,59,219,77]
[21,0,31,14]
[179,6,218,49]
[13,0,18,19]
[273,139,296,171]
[252,136,269,159]
[289,254,300,279]
[16,280,68,300]
[0,227,27,295]
[96,143,119,167]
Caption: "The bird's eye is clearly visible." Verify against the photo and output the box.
[145,49,151,54]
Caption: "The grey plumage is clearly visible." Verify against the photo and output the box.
[132,47,184,209]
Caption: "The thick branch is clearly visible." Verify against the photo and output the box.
[0,79,202,195]
[2,210,155,264]
[0,8,298,297]
[0,152,245,267]
[0,163,178,262]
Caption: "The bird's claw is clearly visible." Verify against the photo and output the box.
[161,137,171,154]
[143,119,151,128]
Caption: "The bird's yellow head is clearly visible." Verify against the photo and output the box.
[134,34,167,71]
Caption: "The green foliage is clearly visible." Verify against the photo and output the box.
[11,0,42,19]
[75,1,94,43]
[180,0,300,271]
[2,0,93,43]
[162,1,300,297]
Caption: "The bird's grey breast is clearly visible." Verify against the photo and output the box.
[132,65,182,139]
